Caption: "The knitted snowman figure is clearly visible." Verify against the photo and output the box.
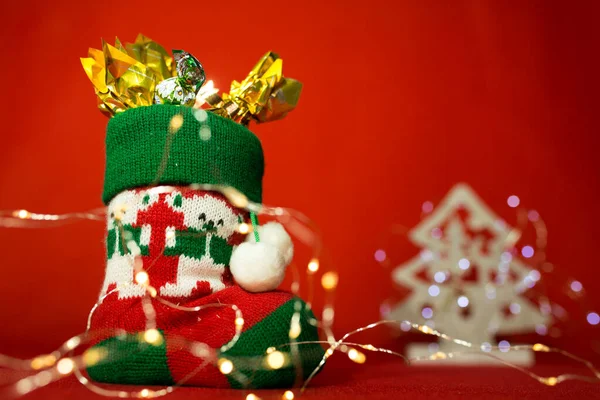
[82,36,323,388]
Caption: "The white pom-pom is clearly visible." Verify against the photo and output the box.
[246,222,294,266]
[230,242,286,293]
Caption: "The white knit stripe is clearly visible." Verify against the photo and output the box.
[101,253,146,299]
[140,224,151,246]
[165,226,176,247]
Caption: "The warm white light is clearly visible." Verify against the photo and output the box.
[169,114,184,133]
[246,394,260,400]
[289,321,301,339]
[135,271,149,285]
[308,258,320,273]
[238,223,250,234]
[283,390,295,400]
[56,358,75,375]
[266,351,286,369]
[218,358,234,374]
[16,209,30,219]
[347,348,366,364]
[143,329,162,345]
[321,272,338,290]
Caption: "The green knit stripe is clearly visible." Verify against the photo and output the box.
[163,229,232,265]
[103,105,264,205]
[87,330,174,386]
[222,299,324,389]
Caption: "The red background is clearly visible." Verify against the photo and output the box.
[0,0,599,380]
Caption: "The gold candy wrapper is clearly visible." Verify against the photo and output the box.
[82,34,301,123]
[201,52,302,126]
[81,34,176,117]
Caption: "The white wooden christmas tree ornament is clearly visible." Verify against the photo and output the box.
[388,183,551,366]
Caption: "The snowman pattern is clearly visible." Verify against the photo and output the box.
[101,189,241,301]
[161,191,240,297]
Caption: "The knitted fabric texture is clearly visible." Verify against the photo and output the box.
[89,188,324,387]
[103,105,265,205]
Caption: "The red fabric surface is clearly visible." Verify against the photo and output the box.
[6,358,599,400]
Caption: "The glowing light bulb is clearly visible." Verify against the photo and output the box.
[308,258,320,273]
[235,317,245,328]
[289,321,301,339]
[140,389,150,398]
[14,209,31,219]
[266,351,286,369]
[282,390,294,400]
[56,358,75,375]
[457,296,469,308]
[321,272,338,290]
[218,358,233,375]
[83,348,104,367]
[143,329,163,345]
[542,377,558,386]
[532,343,549,352]
[430,352,447,360]
[238,223,250,234]
[169,114,184,133]
[347,348,366,364]
[246,394,261,400]
[135,271,149,285]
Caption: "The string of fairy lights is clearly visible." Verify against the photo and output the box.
[0,111,599,399]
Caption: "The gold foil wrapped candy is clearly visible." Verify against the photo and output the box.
[81,35,176,117]
[82,34,302,124]
[201,52,303,126]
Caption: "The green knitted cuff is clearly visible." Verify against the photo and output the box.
[103,105,264,205]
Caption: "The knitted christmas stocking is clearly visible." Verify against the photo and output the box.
[86,104,324,388]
